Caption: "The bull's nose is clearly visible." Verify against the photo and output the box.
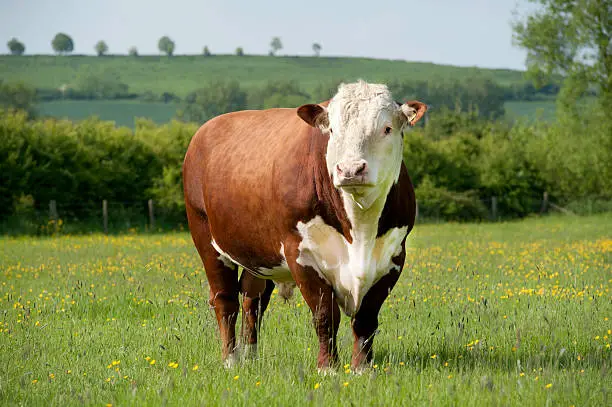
[336,160,368,179]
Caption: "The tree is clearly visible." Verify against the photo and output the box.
[158,36,175,56]
[270,37,283,56]
[177,80,247,123]
[248,80,311,109]
[51,33,74,55]
[128,46,138,57]
[203,46,211,56]
[0,81,36,116]
[312,42,321,57]
[235,47,244,56]
[95,40,108,56]
[512,0,612,112]
[70,67,130,99]
[7,38,25,55]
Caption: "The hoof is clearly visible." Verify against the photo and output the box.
[243,343,258,360]
[223,352,239,368]
[317,366,337,376]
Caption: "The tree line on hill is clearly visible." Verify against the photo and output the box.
[6,34,319,58]
[0,72,561,124]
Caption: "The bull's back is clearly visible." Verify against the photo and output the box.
[183,108,315,269]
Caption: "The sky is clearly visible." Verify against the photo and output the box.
[1,0,537,70]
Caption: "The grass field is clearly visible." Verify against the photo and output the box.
[504,100,557,122]
[37,100,177,128]
[1,215,610,406]
[1,55,527,96]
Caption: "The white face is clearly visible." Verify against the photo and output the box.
[325,82,405,196]
[297,80,426,210]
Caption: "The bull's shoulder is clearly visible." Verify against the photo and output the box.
[376,164,416,238]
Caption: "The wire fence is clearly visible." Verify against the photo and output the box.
[1,190,575,236]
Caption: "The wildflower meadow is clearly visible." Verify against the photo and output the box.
[1,214,610,406]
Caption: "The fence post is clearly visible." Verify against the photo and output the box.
[102,200,108,234]
[148,199,155,231]
[540,191,549,214]
[415,199,419,222]
[49,200,58,221]
[491,196,498,221]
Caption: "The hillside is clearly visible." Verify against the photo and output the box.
[0,55,528,96]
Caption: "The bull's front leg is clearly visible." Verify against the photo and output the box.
[284,237,340,371]
[351,263,402,372]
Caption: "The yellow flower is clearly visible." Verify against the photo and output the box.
[31,379,38,384]
[233,375,239,380]
[343,382,349,387]
[430,354,437,359]
[48,373,55,379]
[256,381,261,386]
[545,383,552,389]
[519,372,525,377]
[314,383,320,389]
[192,364,199,371]
[149,359,156,365]
[168,362,179,369]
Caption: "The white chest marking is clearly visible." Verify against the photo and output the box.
[295,215,407,316]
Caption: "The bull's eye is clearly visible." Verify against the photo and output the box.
[384,126,392,135]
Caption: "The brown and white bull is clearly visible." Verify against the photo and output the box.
[183,80,427,371]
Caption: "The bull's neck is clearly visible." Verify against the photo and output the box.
[340,183,391,247]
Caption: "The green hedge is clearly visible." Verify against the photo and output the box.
[1,104,610,234]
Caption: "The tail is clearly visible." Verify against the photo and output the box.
[276,282,296,301]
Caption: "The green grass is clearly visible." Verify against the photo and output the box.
[1,55,528,96]
[1,215,610,406]
[504,100,557,122]
[37,100,177,128]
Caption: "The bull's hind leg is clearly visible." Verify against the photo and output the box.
[185,204,240,367]
[239,273,274,358]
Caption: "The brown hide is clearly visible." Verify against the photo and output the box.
[183,103,416,369]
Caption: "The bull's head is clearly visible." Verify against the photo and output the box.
[298,80,427,210]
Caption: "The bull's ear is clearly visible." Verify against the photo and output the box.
[297,104,329,130]
[398,100,428,127]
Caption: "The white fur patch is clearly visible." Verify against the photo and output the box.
[325,80,403,193]
[296,215,407,316]
[211,239,240,269]
[256,243,293,282]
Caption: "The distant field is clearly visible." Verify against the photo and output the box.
[36,99,558,128]
[504,100,557,121]
[2,55,528,96]
[1,214,610,405]
[37,100,177,127]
